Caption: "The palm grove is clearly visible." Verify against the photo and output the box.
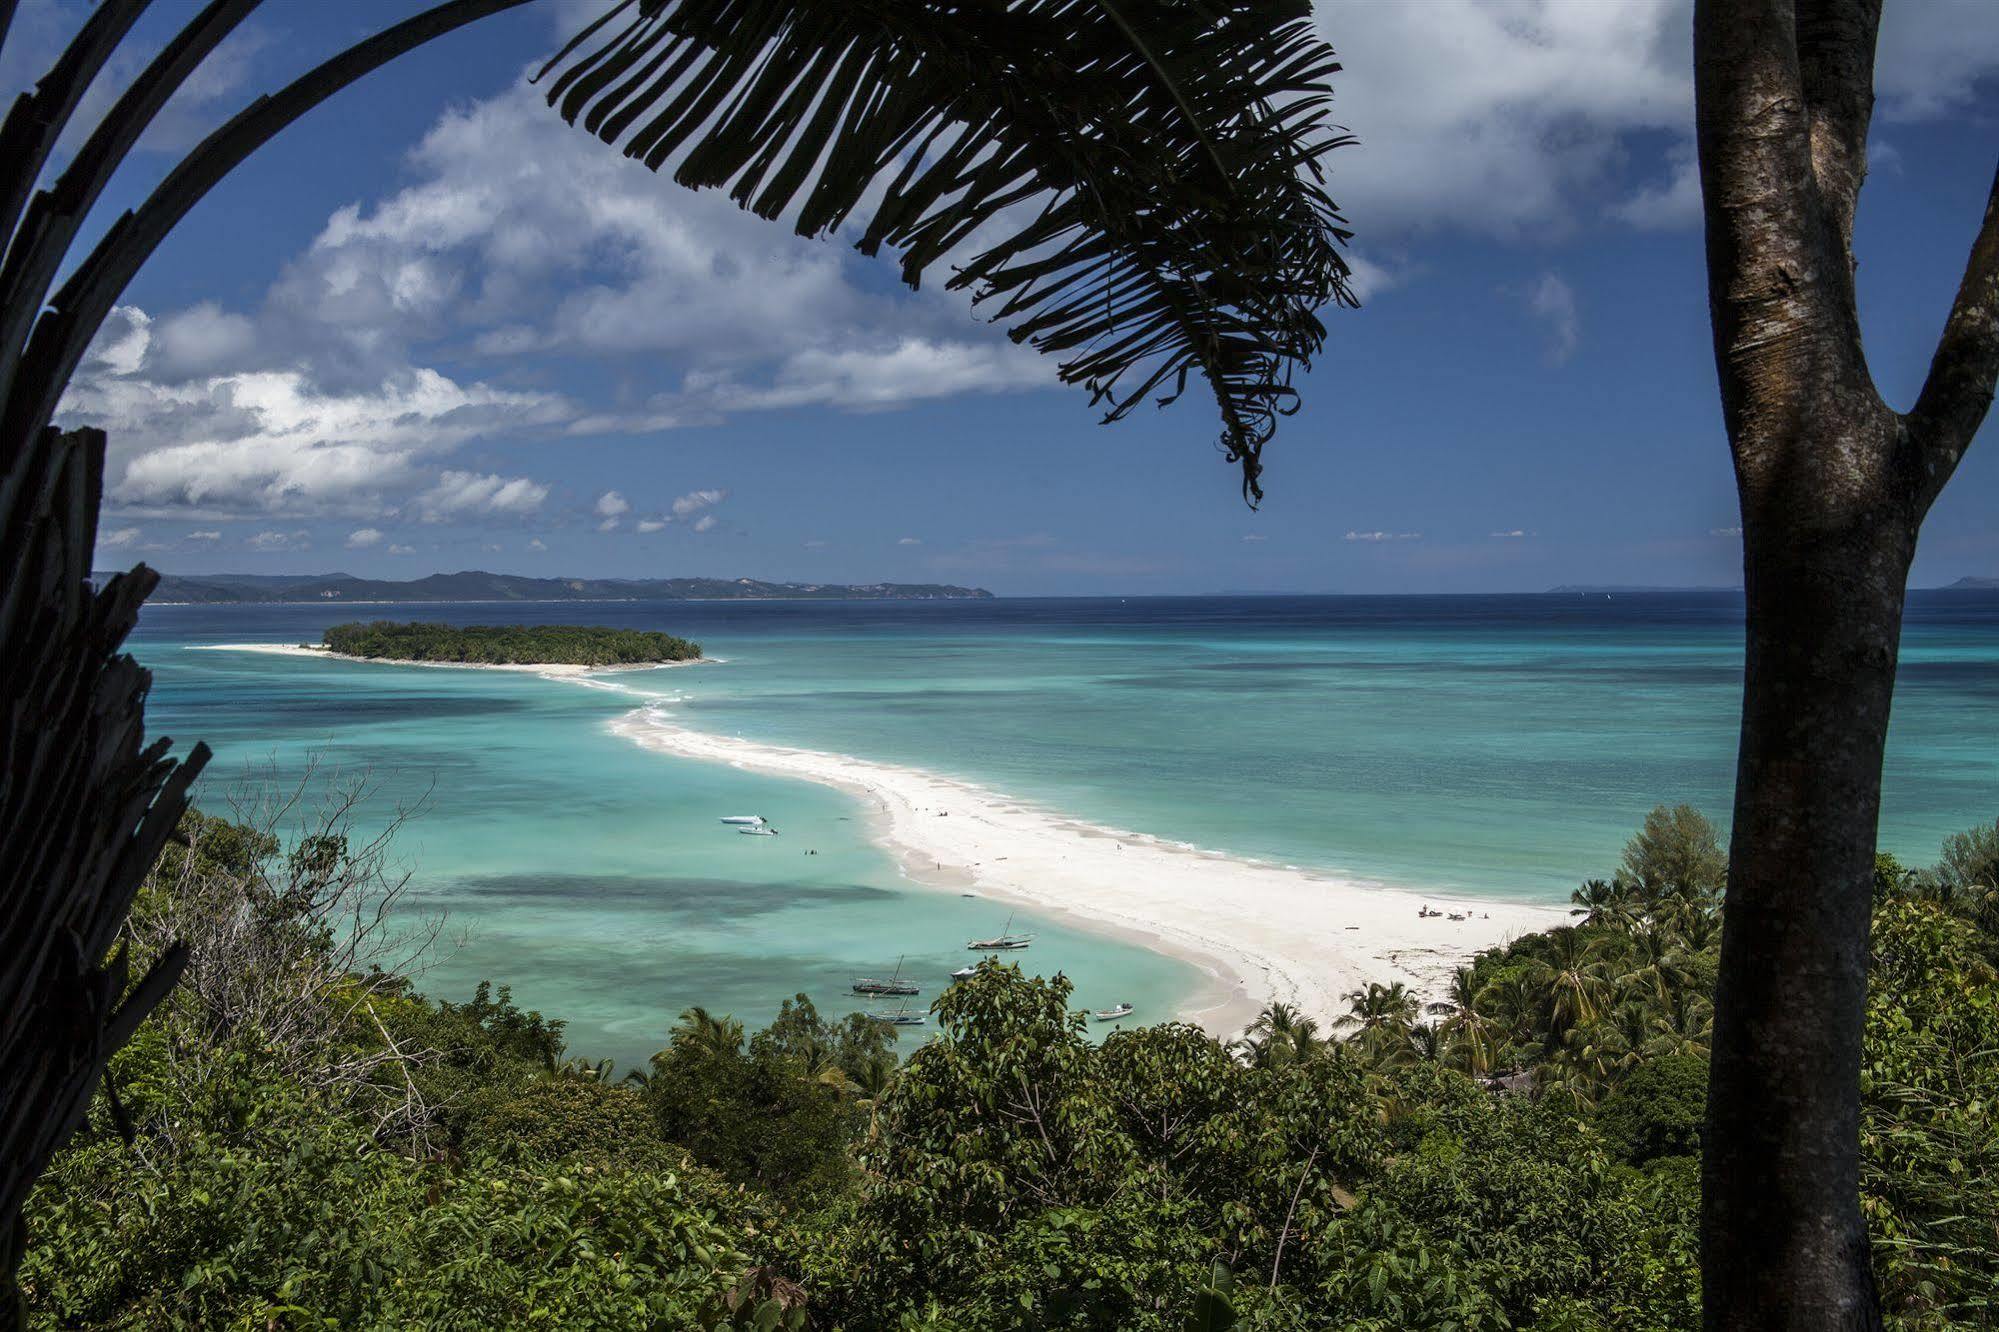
[1,2,1994,1329]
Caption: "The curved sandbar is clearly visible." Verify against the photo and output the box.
[191,642,712,677]
[611,705,1570,1036]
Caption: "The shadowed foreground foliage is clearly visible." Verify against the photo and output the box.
[20,805,1998,1329]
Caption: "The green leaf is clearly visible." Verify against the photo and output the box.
[540,0,1355,505]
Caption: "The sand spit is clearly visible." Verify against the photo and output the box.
[611,707,1569,1036]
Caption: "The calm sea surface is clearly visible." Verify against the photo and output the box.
[130,591,1999,1067]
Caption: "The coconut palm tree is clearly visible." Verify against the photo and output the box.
[1569,878,1632,929]
[1337,981,1420,1066]
[1648,991,1714,1062]
[1583,1001,1656,1082]
[670,1005,746,1060]
[1474,968,1546,1052]
[1240,1001,1323,1070]
[1337,982,1419,1034]
[1437,967,1502,1079]
[1530,928,1611,1042]
[1618,926,1695,1007]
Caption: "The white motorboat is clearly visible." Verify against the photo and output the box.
[1092,1003,1134,1022]
[719,815,766,826]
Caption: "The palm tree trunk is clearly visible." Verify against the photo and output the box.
[0,428,207,1330]
[1703,499,1913,1328]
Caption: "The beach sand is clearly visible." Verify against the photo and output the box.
[612,707,1570,1037]
[191,642,711,677]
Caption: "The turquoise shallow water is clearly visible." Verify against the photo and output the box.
[131,592,1999,1067]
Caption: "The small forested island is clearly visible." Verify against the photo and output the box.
[320,621,701,667]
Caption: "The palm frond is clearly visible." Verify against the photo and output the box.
[539,0,1355,503]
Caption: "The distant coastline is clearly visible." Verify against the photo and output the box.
[122,569,994,605]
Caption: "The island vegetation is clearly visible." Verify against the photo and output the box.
[320,621,702,668]
[19,801,1998,1330]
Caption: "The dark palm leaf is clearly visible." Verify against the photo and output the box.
[539,0,1355,503]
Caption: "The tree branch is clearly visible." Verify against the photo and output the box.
[1906,163,1999,513]
[0,0,151,265]
[0,0,264,414]
[3,0,537,450]
[0,1,22,65]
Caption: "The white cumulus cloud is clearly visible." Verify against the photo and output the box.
[670,488,726,518]
[416,470,549,523]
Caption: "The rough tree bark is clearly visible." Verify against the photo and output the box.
[0,3,531,1323]
[1694,0,1999,1326]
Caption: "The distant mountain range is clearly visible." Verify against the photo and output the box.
[129,570,994,604]
[1549,579,1997,594]
[1545,584,1739,594]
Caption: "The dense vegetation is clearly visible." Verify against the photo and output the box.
[321,620,701,666]
[23,804,1999,1329]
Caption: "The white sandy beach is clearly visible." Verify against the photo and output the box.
[191,642,711,677]
[611,706,1570,1036]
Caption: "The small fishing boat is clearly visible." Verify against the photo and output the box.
[738,825,779,836]
[853,956,919,997]
[718,815,766,826]
[1092,1003,1134,1022]
[949,964,981,980]
[966,913,1033,951]
[866,1007,926,1027]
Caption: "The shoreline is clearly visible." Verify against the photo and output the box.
[190,642,713,677]
[610,706,1570,1036]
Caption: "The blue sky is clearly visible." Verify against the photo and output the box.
[17,0,1998,594]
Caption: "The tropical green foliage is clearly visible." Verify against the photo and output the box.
[641,995,896,1204]
[22,804,1999,1329]
[18,807,783,1332]
[321,620,701,666]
